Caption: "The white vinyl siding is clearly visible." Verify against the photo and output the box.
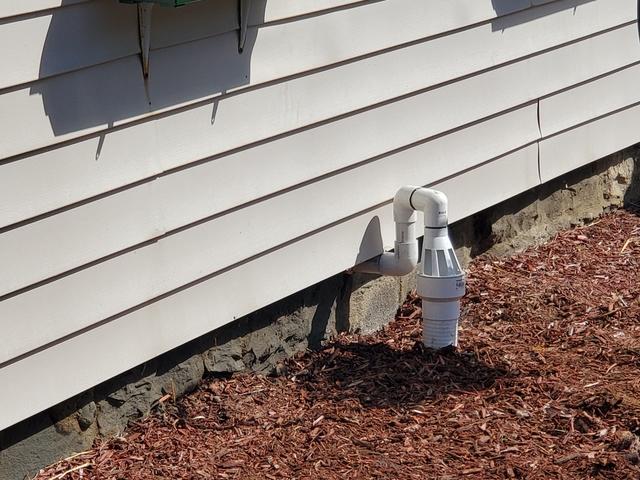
[1,0,638,431]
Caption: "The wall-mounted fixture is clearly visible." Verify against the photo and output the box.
[355,186,466,349]
[119,0,253,78]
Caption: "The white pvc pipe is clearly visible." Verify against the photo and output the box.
[354,186,465,348]
[409,187,449,229]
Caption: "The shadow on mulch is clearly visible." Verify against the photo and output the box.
[626,202,640,217]
[296,338,507,409]
[623,148,640,214]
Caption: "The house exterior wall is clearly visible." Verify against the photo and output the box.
[1,0,639,432]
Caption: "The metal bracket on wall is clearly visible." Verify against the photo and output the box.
[137,2,153,78]
[136,0,251,78]
[238,0,252,53]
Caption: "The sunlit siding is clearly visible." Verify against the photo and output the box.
[1,0,638,431]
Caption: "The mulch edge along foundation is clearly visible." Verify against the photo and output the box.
[36,209,640,479]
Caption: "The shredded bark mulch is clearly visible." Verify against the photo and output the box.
[36,209,640,479]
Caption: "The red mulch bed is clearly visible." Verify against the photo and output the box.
[36,209,640,479]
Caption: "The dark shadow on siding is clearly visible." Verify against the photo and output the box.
[30,0,266,136]
[491,0,596,31]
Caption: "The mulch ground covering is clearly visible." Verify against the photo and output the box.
[37,209,640,479]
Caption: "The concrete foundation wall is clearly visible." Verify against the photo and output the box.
[1,147,639,479]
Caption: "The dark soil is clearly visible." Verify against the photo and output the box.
[36,209,640,479]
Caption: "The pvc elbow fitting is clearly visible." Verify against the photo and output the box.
[377,240,419,276]
[410,187,449,229]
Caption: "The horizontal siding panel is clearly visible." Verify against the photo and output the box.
[1,0,635,159]
[152,0,378,50]
[540,62,640,137]
[539,102,640,182]
[150,0,634,110]
[0,54,152,167]
[153,0,532,55]
[2,21,638,231]
[0,143,539,432]
[0,0,419,33]
[0,0,89,19]
[0,0,138,90]
[150,0,238,49]
[258,0,367,23]
[442,146,540,222]
[0,104,540,365]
